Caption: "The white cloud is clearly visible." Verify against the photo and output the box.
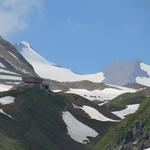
[0,0,43,36]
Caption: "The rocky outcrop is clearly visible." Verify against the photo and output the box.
[0,36,37,76]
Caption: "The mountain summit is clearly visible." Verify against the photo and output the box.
[0,37,36,76]
[0,37,150,150]
[102,60,149,86]
[15,41,105,83]
[15,41,150,88]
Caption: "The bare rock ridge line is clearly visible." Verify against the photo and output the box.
[0,36,37,76]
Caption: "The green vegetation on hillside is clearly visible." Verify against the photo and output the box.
[105,91,147,111]
[0,133,25,150]
[94,90,150,150]
[2,87,149,150]
[0,87,115,150]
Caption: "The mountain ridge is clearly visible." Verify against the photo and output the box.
[15,41,105,83]
[102,60,149,86]
[15,40,150,88]
[0,36,149,150]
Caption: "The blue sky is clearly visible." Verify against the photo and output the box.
[1,0,150,74]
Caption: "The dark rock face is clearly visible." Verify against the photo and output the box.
[117,120,150,150]
[102,60,148,86]
[0,36,37,76]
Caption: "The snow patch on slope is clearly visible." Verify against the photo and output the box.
[0,84,13,92]
[17,41,55,65]
[0,109,13,119]
[140,63,150,76]
[136,62,150,87]
[73,104,119,122]
[8,52,19,60]
[0,75,22,80]
[0,67,22,91]
[51,90,62,93]
[16,41,104,83]
[0,62,6,68]
[112,104,140,119]
[67,87,136,102]
[62,111,98,144]
[0,96,15,105]
[136,77,150,87]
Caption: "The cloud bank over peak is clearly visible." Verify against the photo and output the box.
[0,0,43,36]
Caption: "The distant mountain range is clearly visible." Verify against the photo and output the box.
[0,36,149,88]
[102,60,148,85]
[15,40,150,87]
[0,36,149,102]
[14,40,150,103]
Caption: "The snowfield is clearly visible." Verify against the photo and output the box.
[17,41,105,83]
[140,62,150,76]
[112,104,140,119]
[0,66,22,92]
[73,104,119,122]
[62,111,98,144]
[0,96,15,105]
[66,87,136,102]
[0,75,22,80]
[136,77,150,87]
[136,62,150,87]
[0,84,13,92]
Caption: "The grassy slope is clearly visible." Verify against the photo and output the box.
[0,132,25,150]
[0,88,84,150]
[0,87,117,150]
[104,91,146,111]
[94,91,150,150]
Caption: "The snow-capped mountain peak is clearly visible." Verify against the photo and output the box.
[15,40,150,87]
[136,62,150,87]
[15,41,105,83]
[15,41,54,65]
[19,41,31,48]
[102,60,149,86]
[140,62,150,76]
